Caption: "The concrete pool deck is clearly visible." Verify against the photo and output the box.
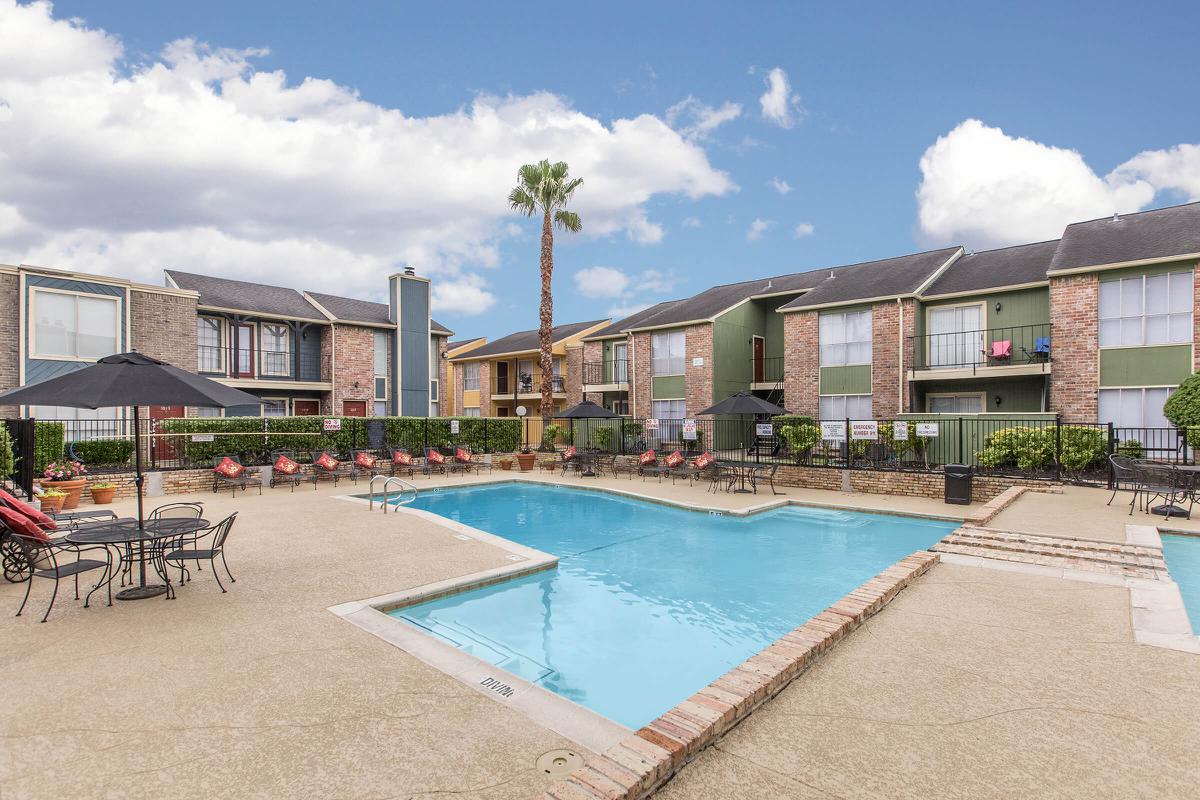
[1,470,1196,798]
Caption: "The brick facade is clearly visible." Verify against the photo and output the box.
[130,289,198,371]
[782,311,819,417]
[631,332,652,418]
[0,272,20,417]
[684,324,714,419]
[435,336,448,415]
[330,324,376,415]
[1048,273,1099,420]
[580,339,605,405]
[565,344,583,407]
[477,359,492,417]
[870,300,901,419]
[900,298,915,413]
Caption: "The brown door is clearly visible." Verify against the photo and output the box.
[342,400,367,417]
[496,407,509,417]
[149,405,185,465]
[293,400,320,416]
[753,337,765,383]
[496,361,508,394]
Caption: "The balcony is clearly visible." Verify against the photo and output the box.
[493,373,565,399]
[583,359,629,389]
[907,323,1051,379]
[749,356,784,387]
[197,345,326,384]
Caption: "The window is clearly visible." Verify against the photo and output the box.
[261,398,288,417]
[1099,387,1173,429]
[32,290,119,359]
[374,401,387,417]
[30,405,121,440]
[430,379,439,401]
[430,402,440,417]
[197,317,222,373]
[260,324,290,376]
[651,399,685,419]
[1100,271,1192,347]
[373,331,388,376]
[819,309,872,366]
[195,407,223,418]
[651,331,685,375]
[818,394,873,419]
[518,359,534,392]
[926,393,984,414]
[463,407,481,417]
[926,305,983,368]
[463,363,480,391]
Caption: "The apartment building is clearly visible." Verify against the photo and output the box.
[165,269,451,417]
[444,337,487,416]
[0,263,198,423]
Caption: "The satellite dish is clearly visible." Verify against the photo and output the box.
[515,405,527,417]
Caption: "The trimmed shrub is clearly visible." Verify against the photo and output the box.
[34,421,65,472]
[1164,373,1200,429]
[0,425,13,477]
[1058,425,1108,470]
[1115,439,1144,459]
[778,423,821,459]
[69,439,135,468]
[974,424,1106,471]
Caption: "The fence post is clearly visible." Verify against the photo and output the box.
[1054,415,1062,482]
[1106,422,1115,490]
[844,418,851,468]
[957,417,964,464]
[483,418,489,454]
[423,417,429,452]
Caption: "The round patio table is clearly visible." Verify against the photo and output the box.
[64,517,208,601]
[716,460,765,494]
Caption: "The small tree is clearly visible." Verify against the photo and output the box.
[1164,373,1200,429]
[0,425,14,477]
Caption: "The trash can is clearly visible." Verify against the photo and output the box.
[944,464,972,505]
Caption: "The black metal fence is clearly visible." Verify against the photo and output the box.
[908,323,1052,372]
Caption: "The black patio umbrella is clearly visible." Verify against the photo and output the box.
[0,352,262,587]
[554,401,620,476]
[698,391,789,468]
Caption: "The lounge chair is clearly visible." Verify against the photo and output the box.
[671,452,715,485]
[423,448,464,476]
[212,454,262,496]
[270,450,317,492]
[611,455,640,480]
[453,446,477,474]
[309,450,342,486]
[638,450,671,482]
[350,449,384,484]
[388,448,416,479]
[163,512,237,593]
[2,507,112,622]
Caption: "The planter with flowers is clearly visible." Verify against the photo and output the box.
[41,461,88,509]
[35,489,67,514]
[516,446,536,472]
[90,481,117,504]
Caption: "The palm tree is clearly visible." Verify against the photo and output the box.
[508,159,583,431]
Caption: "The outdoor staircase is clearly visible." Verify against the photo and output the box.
[933,527,1168,580]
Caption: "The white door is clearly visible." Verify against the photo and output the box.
[928,306,982,368]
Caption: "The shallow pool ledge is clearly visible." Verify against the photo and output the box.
[535,550,941,800]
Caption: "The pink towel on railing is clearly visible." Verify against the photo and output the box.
[990,340,1012,359]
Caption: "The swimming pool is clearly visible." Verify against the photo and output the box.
[1161,534,1200,634]
[390,483,956,728]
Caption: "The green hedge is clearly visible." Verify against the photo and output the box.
[68,439,136,468]
[974,425,1107,471]
[34,421,65,472]
[0,425,14,477]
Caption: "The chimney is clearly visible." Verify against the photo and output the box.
[404,265,416,276]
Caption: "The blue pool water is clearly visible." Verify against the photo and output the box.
[391,483,955,728]
[1161,534,1200,633]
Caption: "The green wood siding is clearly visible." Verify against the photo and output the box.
[1099,345,1192,387]
[819,365,871,395]
[915,286,1049,340]
[711,294,800,402]
[651,375,685,399]
[914,377,1047,413]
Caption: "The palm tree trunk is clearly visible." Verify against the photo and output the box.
[538,211,555,437]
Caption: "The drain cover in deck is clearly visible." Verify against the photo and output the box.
[536,749,583,778]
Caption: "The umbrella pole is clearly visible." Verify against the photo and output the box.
[135,405,147,590]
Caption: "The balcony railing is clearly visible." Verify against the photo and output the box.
[497,374,565,394]
[749,356,784,383]
[908,323,1051,373]
[583,360,629,386]
[197,345,324,381]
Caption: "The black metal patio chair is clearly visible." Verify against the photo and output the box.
[1135,461,1193,519]
[749,463,783,495]
[163,512,238,593]
[707,463,739,494]
[211,454,261,496]
[1107,454,1140,512]
[6,526,112,623]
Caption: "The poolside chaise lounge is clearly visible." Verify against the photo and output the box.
[671,451,715,485]
[388,448,416,479]
[212,454,262,496]
[350,449,385,484]
[309,450,342,486]
[270,450,317,492]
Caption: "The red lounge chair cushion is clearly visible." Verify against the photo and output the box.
[0,488,57,530]
[639,450,656,465]
[0,505,50,542]
[693,452,715,470]
[563,446,577,460]
[314,453,340,471]
[427,450,445,465]
[393,451,412,466]
[455,448,472,463]
[665,450,685,468]
[273,455,299,475]
[354,452,377,469]
[214,457,245,479]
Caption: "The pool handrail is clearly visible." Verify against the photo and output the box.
[369,475,418,512]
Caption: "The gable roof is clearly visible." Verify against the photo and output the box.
[304,291,451,334]
[456,319,608,359]
[922,240,1058,297]
[618,271,826,332]
[1049,201,1200,273]
[166,270,326,320]
[778,246,963,311]
[582,300,685,340]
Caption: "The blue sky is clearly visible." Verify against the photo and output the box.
[6,1,1200,339]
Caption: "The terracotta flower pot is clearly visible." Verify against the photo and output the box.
[516,453,536,472]
[499,461,513,471]
[41,478,87,510]
[37,493,66,514]
[90,486,117,504]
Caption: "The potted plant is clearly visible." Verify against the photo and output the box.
[498,457,514,471]
[90,481,117,504]
[41,461,88,509]
[516,445,537,472]
[35,488,67,514]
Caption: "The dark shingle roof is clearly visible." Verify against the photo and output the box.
[305,291,452,334]
[166,270,325,319]
[582,300,686,339]
[1050,201,1200,272]
[778,247,962,311]
[447,337,485,349]
[457,320,608,359]
[626,271,825,329]
[923,240,1058,297]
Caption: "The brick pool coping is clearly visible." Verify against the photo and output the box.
[533,551,940,800]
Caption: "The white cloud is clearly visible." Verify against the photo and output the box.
[606,302,653,318]
[666,95,742,141]
[747,218,775,241]
[0,1,734,309]
[758,67,803,129]
[769,177,792,195]
[431,275,496,316]
[913,118,1193,247]
[574,266,630,298]
[680,216,701,228]
[794,222,815,238]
